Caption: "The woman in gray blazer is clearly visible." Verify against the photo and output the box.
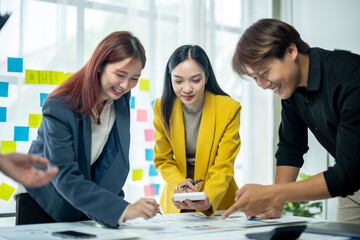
[16,31,160,228]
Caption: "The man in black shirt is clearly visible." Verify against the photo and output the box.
[222,18,360,222]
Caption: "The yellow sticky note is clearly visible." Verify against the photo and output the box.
[0,141,16,154]
[63,72,73,81]
[139,78,150,91]
[132,169,143,181]
[0,183,15,201]
[29,114,42,128]
[39,71,51,84]
[51,71,64,85]
[25,69,39,84]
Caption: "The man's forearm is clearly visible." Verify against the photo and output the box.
[275,165,300,184]
[274,172,331,203]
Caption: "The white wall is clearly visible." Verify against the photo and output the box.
[282,0,360,220]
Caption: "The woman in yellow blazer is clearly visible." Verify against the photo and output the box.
[153,45,241,216]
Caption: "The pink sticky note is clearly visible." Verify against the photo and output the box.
[144,185,156,197]
[136,109,147,122]
[144,129,154,141]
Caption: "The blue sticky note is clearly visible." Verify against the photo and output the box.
[130,96,135,109]
[151,99,156,106]
[0,82,9,97]
[40,93,49,107]
[7,57,23,73]
[152,184,160,195]
[14,126,30,141]
[149,164,158,176]
[145,149,154,161]
[0,107,6,122]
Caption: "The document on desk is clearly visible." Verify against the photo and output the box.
[0,221,140,240]
[120,211,311,239]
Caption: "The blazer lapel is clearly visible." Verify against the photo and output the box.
[82,116,92,178]
[114,97,130,168]
[170,98,187,175]
[195,91,215,179]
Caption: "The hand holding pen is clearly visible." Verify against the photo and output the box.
[178,178,203,192]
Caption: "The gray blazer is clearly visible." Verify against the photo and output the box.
[26,93,131,228]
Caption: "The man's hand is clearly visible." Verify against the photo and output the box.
[0,153,58,187]
[221,184,280,219]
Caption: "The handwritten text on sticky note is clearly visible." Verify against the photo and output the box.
[29,114,42,128]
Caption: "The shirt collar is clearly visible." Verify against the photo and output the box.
[306,48,322,92]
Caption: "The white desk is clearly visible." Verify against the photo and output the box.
[0,211,350,240]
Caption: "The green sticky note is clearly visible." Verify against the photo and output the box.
[0,141,16,154]
[51,71,64,85]
[29,114,42,128]
[139,78,150,91]
[25,70,39,84]
[39,71,51,84]
[132,169,143,181]
[0,183,15,201]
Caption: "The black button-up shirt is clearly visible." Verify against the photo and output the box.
[275,47,360,197]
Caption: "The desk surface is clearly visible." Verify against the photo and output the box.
[0,211,351,240]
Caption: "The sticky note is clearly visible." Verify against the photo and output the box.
[14,126,30,141]
[7,57,23,73]
[29,114,42,128]
[0,107,6,122]
[129,96,135,109]
[132,169,143,181]
[39,71,51,84]
[152,184,160,195]
[144,185,156,197]
[139,78,150,91]
[25,70,39,84]
[0,82,9,97]
[0,183,15,201]
[144,129,154,141]
[149,164,158,176]
[51,71,64,85]
[145,149,154,161]
[40,93,49,107]
[63,72,73,81]
[1,141,16,154]
[151,99,156,106]
[136,109,147,122]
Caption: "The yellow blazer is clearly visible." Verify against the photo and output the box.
[153,90,241,215]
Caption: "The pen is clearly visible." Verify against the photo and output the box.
[179,178,203,188]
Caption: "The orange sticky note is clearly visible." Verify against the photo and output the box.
[29,114,42,128]
[0,183,15,201]
[144,129,154,141]
[0,141,16,154]
[132,169,143,181]
[144,185,156,197]
[39,71,51,84]
[25,69,39,84]
[136,109,147,122]
[139,78,150,91]
[51,71,64,85]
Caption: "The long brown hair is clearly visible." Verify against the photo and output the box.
[232,18,309,77]
[48,31,146,119]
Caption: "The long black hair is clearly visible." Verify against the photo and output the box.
[161,45,228,129]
